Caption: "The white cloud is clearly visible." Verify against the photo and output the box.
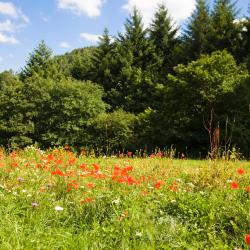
[122,0,196,26]
[0,2,29,45]
[0,56,3,62]
[80,32,100,43]
[0,19,15,32]
[0,2,18,17]
[0,32,19,44]
[57,0,105,17]
[59,42,71,48]
[0,1,29,23]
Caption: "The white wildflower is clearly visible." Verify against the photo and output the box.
[55,206,64,211]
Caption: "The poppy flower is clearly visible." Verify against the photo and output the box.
[51,169,64,176]
[92,163,100,171]
[86,182,94,189]
[154,180,164,189]
[81,197,94,204]
[80,164,88,170]
[237,168,245,175]
[231,181,239,189]
[47,154,54,161]
[68,157,76,164]
[245,234,250,245]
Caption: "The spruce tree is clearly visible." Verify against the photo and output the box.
[184,0,211,60]
[243,5,250,71]
[149,4,178,79]
[112,8,155,113]
[90,28,115,91]
[208,0,239,53]
[20,40,53,80]
[118,7,150,69]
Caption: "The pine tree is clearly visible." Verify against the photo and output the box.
[243,4,250,71]
[149,4,178,78]
[20,40,53,80]
[184,0,211,60]
[118,8,153,69]
[208,0,239,53]
[112,8,155,113]
[90,28,115,91]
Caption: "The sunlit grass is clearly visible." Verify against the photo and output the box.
[0,147,249,249]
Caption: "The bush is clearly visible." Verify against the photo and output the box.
[0,72,34,148]
[32,78,107,147]
[0,73,107,149]
[89,110,136,153]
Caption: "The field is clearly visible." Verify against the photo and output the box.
[0,147,250,249]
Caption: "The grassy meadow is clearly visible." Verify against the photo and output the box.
[0,147,250,249]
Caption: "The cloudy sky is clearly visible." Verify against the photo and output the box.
[0,0,248,72]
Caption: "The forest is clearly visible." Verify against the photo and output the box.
[0,0,250,158]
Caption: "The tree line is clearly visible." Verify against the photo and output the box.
[0,0,250,157]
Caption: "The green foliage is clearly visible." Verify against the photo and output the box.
[89,110,136,152]
[149,4,179,78]
[89,28,115,91]
[109,8,157,113]
[237,11,250,71]
[0,72,34,148]
[0,71,107,148]
[1,3,250,156]
[183,0,211,60]
[208,0,240,54]
[20,41,56,80]
[55,47,96,80]
[152,51,249,155]
[31,78,107,147]
[225,75,250,156]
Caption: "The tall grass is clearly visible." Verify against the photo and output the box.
[0,147,249,249]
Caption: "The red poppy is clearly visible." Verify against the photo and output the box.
[237,168,245,175]
[156,152,162,158]
[245,186,250,192]
[36,163,42,168]
[51,169,64,176]
[80,164,88,170]
[86,182,94,189]
[81,197,94,204]
[231,181,239,189]
[168,182,178,191]
[140,176,146,183]
[68,157,76,165]
[11,162,18,168]
[92,163,100,171]
[55,159,63,165]
[154,180,164,189]
[47,154,54,161]
[127,176,137,185]
[245,234,250,245]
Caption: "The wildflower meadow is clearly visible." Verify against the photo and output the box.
[0,147,250,249]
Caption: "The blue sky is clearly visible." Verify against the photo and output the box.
[0,0,249,72]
